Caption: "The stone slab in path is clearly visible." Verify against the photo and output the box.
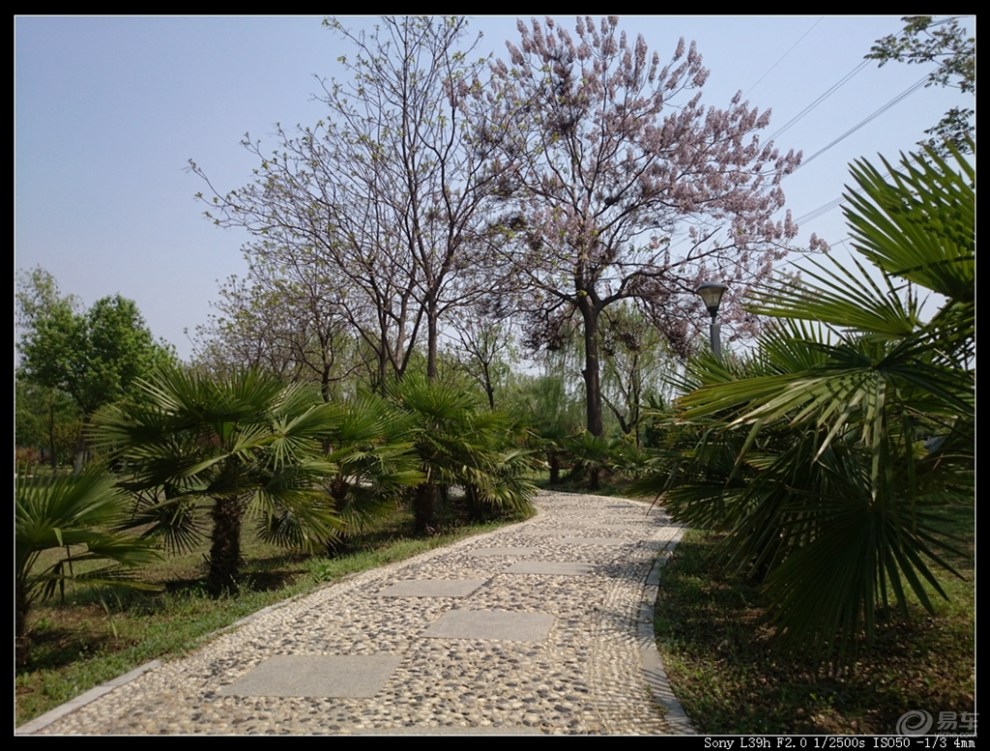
[218,654,402,698]
[423,609,554,642]
[557,537,629,546]
[464,547,541,557]
[504,561,595,576]
[375,579,488,597]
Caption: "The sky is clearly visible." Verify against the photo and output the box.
[14,15,975,363]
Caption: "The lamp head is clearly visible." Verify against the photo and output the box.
[696,282,728,317]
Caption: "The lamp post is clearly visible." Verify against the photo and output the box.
[696,282,727,361]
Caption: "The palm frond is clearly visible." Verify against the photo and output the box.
[747,254,921,337]
[639,138,973,668]
[16,471,161,615]
[843,138,974,301]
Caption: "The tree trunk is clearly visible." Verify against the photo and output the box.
[578,298,603,490]
[320,366,332,403]
[465,484,488,522]
[72,414,91,475]
[207,496,243,596]
[15,583,30,668]
[426,307,439,382]
[413,483,437,534]
[47,396,58,470]
[631,357,642,448]
[547,451,561,485]
[483,373,495,410]
[578,300,604,437]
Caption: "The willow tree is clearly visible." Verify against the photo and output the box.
[480,16,802,437]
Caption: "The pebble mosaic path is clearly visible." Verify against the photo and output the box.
[17,491,694,736]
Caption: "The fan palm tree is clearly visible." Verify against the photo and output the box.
[388,374,537,532]
[639,138,974,665]
[458,407,539,523]
[91,367,344,596]
[317,393,424,553]
[16,470,160,666]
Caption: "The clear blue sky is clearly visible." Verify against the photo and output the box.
[14,15,975,362]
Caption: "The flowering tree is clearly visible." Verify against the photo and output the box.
[480,17,801,437]
[192,16,516,387]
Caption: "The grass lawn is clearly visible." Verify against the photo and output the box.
[653,501,976,735]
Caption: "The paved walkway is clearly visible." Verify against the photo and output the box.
[18,491,695,736]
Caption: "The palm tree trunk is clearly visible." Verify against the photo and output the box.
[413,483,436,534]
[547,450,561,485]
[207,496,243,596]
[16,583,30,668]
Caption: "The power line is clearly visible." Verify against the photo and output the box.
[767,60,870,143]
[653,34,932,255]
[795,197,845,225]
[795,168,895,226]
[798,74,928,169]
[673,66,924,252]
[744,17,824,99]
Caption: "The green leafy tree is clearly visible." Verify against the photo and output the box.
[16,267,176,468]
[638,139,973,666]
[91,367,344,596]
[15,375,82,469]
[16,470,160,666]
[867,15,975,153]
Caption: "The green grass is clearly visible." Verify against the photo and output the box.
[653,502,975,735]
[15,502,531,728]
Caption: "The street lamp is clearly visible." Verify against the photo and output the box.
[695,282,727,360]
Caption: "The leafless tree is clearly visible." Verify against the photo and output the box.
[191,16,518,386]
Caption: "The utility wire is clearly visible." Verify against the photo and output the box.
[795,172,886,225]
[798,74,929,168]
[795,166,895,230]
[655,40,929,255]
[670,67,924,252]
[796,197,845,225]
[767,60,870,142]
[744,17,823,98]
